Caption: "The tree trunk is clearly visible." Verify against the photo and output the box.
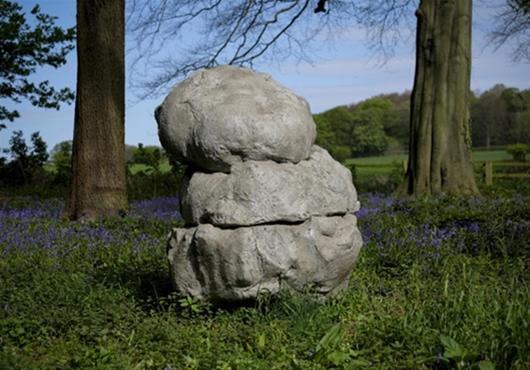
[68,0,127,220]
[407,0,479,195]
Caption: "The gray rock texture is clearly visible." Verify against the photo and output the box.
[180,146,360,226]
[155,65,316,172]
[157,65,363,303]
[167,214,363,302]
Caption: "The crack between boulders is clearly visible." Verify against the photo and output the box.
[210,218,307,230]
[187,211,352,230]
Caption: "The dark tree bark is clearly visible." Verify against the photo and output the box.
[68,0,127,220]
[407,0,479,195]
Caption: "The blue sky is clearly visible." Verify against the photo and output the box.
[1,0,529,152]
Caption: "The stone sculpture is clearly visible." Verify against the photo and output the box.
[156,65,363,303]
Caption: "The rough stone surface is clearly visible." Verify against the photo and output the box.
[180,146,360,226]
[167,214,363,302]
[156,65,364,303]
[155,65,316,172]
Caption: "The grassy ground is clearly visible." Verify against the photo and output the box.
[1,189,529,369]
[471,150,512,162]
[346,150,512,166]
[345,154,408,166]
[344,150,516,178]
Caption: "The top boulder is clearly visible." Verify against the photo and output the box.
[155,66,316,172]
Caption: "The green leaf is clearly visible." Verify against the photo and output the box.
[440,335,464,359]
[350,358,372,367]
[315,323,344,363]
[257,333,266,349]
[478,360,495,370]
[317,322,343,351]
[327,350,350,366]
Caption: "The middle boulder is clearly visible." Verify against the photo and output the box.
[180,146,360,227]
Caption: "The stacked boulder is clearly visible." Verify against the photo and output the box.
[155,65,363,303]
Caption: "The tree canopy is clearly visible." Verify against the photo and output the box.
[0,129,48,185]
[0,0,76,129]
[314,84,530,162]
[314,91,411,160]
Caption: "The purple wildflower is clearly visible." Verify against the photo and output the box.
[129,197,181,220]
[0,197,181,258]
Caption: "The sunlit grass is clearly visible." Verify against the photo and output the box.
[343,149,514,177]
[346,149,511,166]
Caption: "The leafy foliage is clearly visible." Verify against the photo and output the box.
[126,143,186,200]
[314,85,530,162]
[350,98,392,156]
[314,95,406,159]
[0,138,186,201]
[314,115,337,154]
[506,143,529,161]
[0,130,48,185]
[129,143,161,174]
[0,0,75,127]
[50,140,72,185]
[471,85,530,147]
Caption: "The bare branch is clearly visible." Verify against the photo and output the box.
[349,0,417,61]
[127,0,355,99]
[234,0,311,64]
[489,0,530,62]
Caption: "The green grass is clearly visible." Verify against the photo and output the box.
[343,149,515,178]
[1,192,529,369]
[345,149,512,166]
[471,150,512,162]
[345,154,408,166]
[343,155,405,177]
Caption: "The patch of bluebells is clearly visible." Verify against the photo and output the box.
[356,192,530,259]
[2,193,528,261]
[1,221,126,256]
[0,197,64,220]
[129,197,181,220]
[0,197,182,258]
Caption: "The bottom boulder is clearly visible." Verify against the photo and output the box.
[167,213,363,303]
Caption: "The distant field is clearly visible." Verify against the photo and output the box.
[344,149,514,176]
[346,150,511,166]
[345,154,408,166]
[471,150,512,162]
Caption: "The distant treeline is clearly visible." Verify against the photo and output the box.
[315,84,530,160]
